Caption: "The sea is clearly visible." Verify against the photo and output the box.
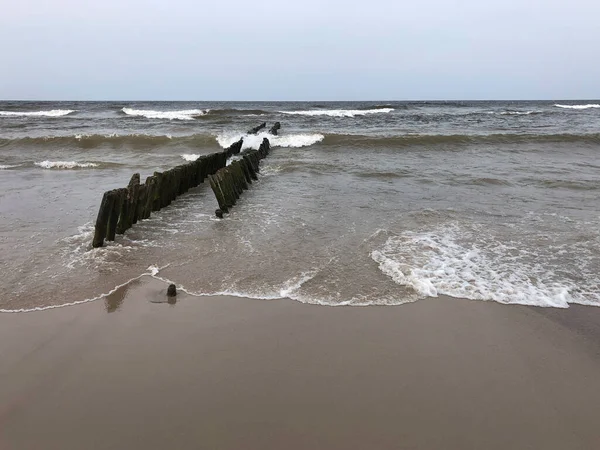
[1,100,599,312]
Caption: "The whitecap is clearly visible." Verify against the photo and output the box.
[35,160,99,169]
[181,154,200,161]
[0,164,20,169]
[554,104,600,110]
[217,131,324,150]
[279,108,394,118]
[122,107,208,120]
[499,110,539,115]
[0,109,75,117]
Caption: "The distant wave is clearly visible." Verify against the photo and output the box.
[35,160,99,169]
[0,133,219,149]
[0,109,75,117]
[279,108,394,118]
[217,131,324,150]
[499,110,541,115]
[0,164,21,169]
[321,132,600,147]
[554,104,600,110]
[208,108,270,116]
[121,107,209,120]
[3,132,600,152]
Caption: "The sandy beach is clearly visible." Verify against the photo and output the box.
[1,276,599,450]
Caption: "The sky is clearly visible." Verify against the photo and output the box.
[1,0,599,100]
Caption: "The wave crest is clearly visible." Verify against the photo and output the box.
[35,160,99,169]
[554,104,600,110]
[122,107,209,120]
[0,109,75,117]
[279,108,394,118]
[217,131,324,150]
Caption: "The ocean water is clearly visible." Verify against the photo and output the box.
[0,100,599,312]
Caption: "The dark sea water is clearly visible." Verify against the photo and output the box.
[1,100,599,311]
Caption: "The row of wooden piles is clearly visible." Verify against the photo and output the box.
[208,138,271,217]
[92,123,278,248]
[92,151,228,248]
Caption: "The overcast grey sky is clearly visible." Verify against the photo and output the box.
[1,0,598,100]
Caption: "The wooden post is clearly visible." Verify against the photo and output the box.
[92,190,114,248]
[208,174,228,213]
[269,122,281,135]
[247,123,266,135]
[106,188,125,241]
[128,174,141,226]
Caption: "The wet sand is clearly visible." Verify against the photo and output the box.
[1,276,600,450]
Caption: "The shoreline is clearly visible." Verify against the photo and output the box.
[2,277,600,449]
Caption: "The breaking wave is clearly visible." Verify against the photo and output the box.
[122,107,209,120]
[371,223,600,308]
[554,104,600,110]
[279,108,394,118]
[0,133,218,149]
[320,132,600,147]
[217,131,324,149]
[181,154,200,162]
[499,110,540,115]
[2,132,600,151]
[0,109,75,117]
[35,160,100,169]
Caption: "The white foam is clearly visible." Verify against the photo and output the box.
[0,109,75,117]
[122,107,208,120]
[370,223,599,308]
[279,108,394,118]
[500,110,538,115]
[35,160,99,169]
[181,154,200,161]
[554,104,600,110]
[217,131,324,150]
[0,164,20,169]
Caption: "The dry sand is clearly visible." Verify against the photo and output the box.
[1,276,600,450]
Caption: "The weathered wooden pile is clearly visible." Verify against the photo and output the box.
[91,123,278,248]
[208,138,271,218]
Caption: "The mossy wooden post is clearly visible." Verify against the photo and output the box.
[115,174,139,234]
[152,172,163,211]
[269,122,281,135]
[144,176,156,219]
[93,190,114,248]
[233,162,248,190]
[129,174,141,226]
[198,157,208,184]
[181,164,190,194]
[106,188,125,241]
[174,166,184,196]
[247,123,266,134]
[225,138,243,158]
[243,155,258,180]
[230,167,242,198]
[136,184,147,224]
[240,158,252,184]
[208,174,228,213]
[162,169,173,206]
[219,171,235,207]
[160,170,170,208]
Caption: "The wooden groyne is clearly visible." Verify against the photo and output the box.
[208,138,270,217]
[92,124,278,248]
